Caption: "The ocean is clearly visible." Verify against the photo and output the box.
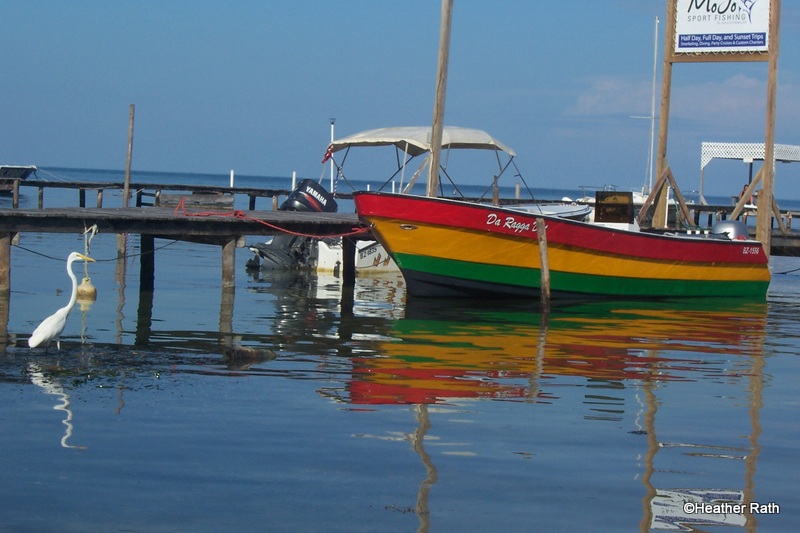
[0,168,798,532]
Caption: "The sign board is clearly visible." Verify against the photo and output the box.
[674,0,771,54]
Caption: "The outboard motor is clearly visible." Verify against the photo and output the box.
[711,220,750,240]
[246,179,338,270]
[280,179,338,213]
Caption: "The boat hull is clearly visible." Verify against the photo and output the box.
[353,192,770,299]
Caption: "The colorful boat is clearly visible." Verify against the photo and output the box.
[353,191,771,299]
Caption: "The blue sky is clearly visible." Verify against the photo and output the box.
[2,0,799,198]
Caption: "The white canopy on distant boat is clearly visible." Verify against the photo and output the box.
[327,126,516,157]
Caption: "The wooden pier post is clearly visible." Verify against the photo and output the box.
[342,237,356,288]
[140,234,154,292]
[123,104,135,208]
[0,233,10,294]
[222,237,236,289]
[0,233,8,349]
[220,281,234,348]
[135,282,154,346]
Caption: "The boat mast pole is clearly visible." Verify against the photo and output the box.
[427,0,453,197]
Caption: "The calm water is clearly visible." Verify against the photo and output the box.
[0,169,798,532]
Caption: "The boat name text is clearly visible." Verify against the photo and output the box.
[742,246,761,255]
[486,213,539,234]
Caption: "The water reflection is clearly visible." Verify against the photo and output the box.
[328,296,768,532]
[3,265,773,531]
[334,298,767,405]
[27,362,88,450]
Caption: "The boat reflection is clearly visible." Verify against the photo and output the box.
[340,298,767,405]
[328,297,767,533]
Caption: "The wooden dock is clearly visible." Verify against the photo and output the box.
[0,179,376,298]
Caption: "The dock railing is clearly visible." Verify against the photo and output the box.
[2,178,359,211]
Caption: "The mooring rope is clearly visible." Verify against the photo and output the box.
[14,238,182,263]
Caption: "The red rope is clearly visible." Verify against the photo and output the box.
[172,197,371,239]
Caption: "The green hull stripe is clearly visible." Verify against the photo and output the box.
[395,253,768,298]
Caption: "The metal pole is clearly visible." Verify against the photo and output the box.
[647,16,659,193]
[330,118,335,192]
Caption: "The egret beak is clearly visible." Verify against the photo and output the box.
[76,253,95,262]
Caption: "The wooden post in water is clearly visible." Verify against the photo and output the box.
[0,233,10,294]
[123,104,135,209]
[0,233,9,348]
[426,0,453,197]
[220,239,235,347]
[140,234,154,292]
[342,237,356,288]
[222,237,236,289]
[536,218,550,306]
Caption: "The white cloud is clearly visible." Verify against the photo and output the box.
[671,73,766,125]
[562,71,800,135]
[564,76,652,117]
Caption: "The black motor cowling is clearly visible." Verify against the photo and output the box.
[280,179,338,213]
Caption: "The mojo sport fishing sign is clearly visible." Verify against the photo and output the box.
[674,0,771,54]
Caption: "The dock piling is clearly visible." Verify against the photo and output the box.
[140,235,154,292]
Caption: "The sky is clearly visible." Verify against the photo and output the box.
[2,0,800,199]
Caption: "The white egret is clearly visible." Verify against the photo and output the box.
[28,252,96,351]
